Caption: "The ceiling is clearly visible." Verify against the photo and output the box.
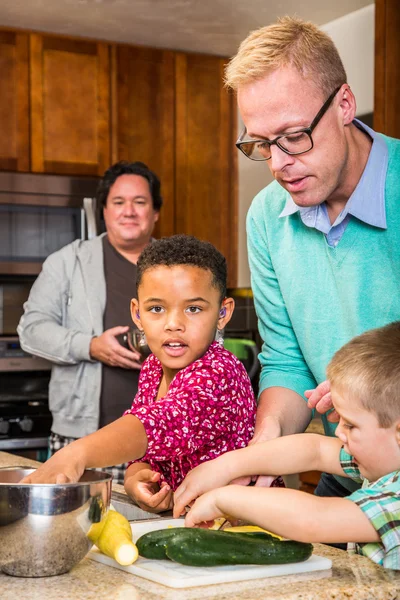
[1,0,373,57]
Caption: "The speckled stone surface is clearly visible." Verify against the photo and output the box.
[2,451,400,599]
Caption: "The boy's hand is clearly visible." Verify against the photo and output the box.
[20,445,85,484]
[125,469,173,513]
[305,380,339,422]
[184,489,224,528]
[173,457,232,518]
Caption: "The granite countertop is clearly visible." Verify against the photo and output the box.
[2,451,400,599]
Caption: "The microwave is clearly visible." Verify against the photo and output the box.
[0,172,100,276]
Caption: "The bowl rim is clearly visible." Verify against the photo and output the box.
[0,467,113,486]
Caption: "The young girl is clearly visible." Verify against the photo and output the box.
[23,235,257,513]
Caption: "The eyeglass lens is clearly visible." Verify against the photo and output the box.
[241,131,313,160]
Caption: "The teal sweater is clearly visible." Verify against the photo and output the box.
[247,134,400,441]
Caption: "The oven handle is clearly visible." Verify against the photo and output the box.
[0,437,48,450]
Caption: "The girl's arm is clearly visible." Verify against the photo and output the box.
[174,434,344,517]
[185,486,379,544]
[22,415,148,484]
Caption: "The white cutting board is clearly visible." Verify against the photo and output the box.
[88,518,332,589]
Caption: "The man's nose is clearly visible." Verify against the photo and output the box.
[123,201,136,216]
[268,144,295,173]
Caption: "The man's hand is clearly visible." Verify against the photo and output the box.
[125,469,173,514]
[305,380,339,422]
[20,444,85,484]
[90,326,142,369]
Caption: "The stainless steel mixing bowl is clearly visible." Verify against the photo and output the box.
[0,467,112,577]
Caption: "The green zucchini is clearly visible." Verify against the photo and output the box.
[136,528,184,559]
[165,529,313,567]
[136,527,278,560]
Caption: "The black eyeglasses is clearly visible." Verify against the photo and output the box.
[236,86,342,161]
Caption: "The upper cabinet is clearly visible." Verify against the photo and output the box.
[112,45,175,239]
[0,31,30,171]
[0,28,238,286]
[111,46,238,286]
[175,53,237,285]
[29,34,111,175]
[375,0,400,137]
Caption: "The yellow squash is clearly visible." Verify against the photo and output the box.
[223,525,283,540]
[88,508,138,566]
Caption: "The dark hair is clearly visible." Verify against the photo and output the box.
[96,161,163,211]
[136,235,227,300]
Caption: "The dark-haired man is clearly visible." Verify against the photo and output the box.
[18,161,162,483]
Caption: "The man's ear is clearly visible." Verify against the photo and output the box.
[339,84,357,126]
[217,297,235,330]
[130,298,142,329]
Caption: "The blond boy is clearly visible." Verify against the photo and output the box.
[174,323,400,569]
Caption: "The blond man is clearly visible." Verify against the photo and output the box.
[174,322,400,569]
[224,17,400,505]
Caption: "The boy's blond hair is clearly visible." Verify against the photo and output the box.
[327,323,400,428]
[225,16,347,95]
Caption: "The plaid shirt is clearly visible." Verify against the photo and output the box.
[340,447,400,569]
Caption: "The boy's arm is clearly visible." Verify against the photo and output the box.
[185,486,379,544]
[174,434,344,517]
[22,415,148,484]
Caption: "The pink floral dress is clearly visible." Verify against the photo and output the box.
[124,341,257,490]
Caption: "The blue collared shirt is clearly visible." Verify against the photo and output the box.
[279,120,388,247]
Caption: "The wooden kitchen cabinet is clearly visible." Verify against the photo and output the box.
[175,52,238,287]
[29,33,111,176]
[374,0,400,137]
[112,47,238,284]
[299,471,322,495]
[0,30,30,171]
[0,26,239,284]
[111,44,175,239]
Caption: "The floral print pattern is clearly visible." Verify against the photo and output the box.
[124,341,256,490]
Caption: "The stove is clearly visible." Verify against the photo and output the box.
[0,336,52,453]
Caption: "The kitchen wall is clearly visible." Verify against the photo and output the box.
[236,3,375,288]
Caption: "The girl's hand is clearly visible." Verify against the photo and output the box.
[20,445,85,484]
[184,490,224,528]
[125,469,173,513]
[173,457,232,518]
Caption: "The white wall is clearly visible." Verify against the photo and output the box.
[236,4,375,287]
[321,4,374,116]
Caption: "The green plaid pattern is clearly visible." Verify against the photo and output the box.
[340,446,400,569]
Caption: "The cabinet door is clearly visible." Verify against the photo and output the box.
[375,0,400,135]
[112,45,175,238]
[175,53,238,287]
[30,34,110,176]
[0,30,29,171]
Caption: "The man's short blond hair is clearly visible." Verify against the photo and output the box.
[225,16,347,95]
[327,323,400,428]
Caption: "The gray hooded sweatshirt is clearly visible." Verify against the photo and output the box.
[18,234,107,438]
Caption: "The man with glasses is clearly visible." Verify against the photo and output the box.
[227,17,400,505]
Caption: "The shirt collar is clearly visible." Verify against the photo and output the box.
[279,119,388,229]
